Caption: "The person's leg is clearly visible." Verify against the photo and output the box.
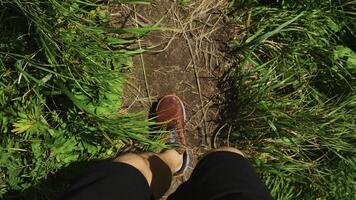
[116,149,183,198]
[61,150,182,200]
[60,158,152,200]
[168,147,273,200]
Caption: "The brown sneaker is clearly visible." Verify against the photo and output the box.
[156,94,189,176]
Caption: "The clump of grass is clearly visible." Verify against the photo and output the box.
[0,0,163,197]
[222,0,355,199]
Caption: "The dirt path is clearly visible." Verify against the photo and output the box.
[111,0,230,197]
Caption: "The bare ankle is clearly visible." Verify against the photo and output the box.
[157,150,183,174]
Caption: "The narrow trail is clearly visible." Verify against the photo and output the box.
[110,0,231,197]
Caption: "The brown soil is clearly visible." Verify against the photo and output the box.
[110,0,232,198]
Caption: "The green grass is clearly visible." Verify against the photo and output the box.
[223,0,356,199]
[0,0,164,198]
[1,0,355,199]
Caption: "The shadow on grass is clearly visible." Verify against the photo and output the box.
[2,160,105,200]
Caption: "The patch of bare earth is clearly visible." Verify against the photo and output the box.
[110,0,231,198]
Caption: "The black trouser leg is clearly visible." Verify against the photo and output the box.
[168,151,273,200]
[60,162,153,200]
